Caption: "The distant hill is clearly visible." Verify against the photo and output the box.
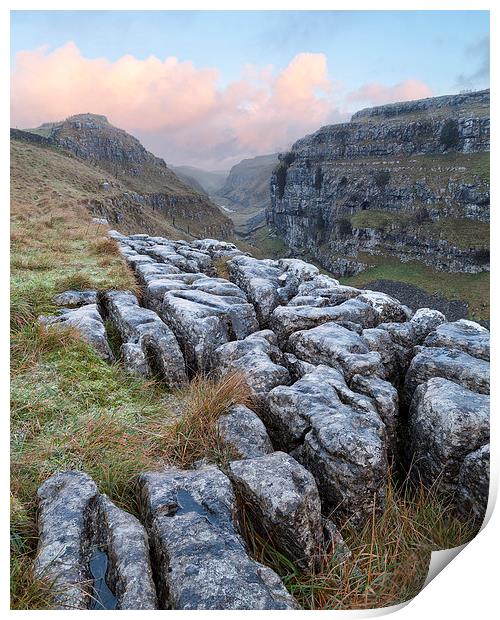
[213,153,279,234]
[17,114,232,239]
[171,165,228,195]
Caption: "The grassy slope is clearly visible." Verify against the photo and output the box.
[11,144,480,609]
[341,252,489,322]
[10,141,245,607]
[10,139,222,240]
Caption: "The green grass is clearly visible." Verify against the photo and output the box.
[342,253,489,321]
[350,210,409,230]
[349,209,489,251]
[10,190,251,607]
[421,217,489,250]
[239,225,290,259]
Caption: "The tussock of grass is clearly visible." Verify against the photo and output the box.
[10,553,58,610]
[160,372,251,468]
[213,256,231,279]
[90,236,121,257]
[55,272,94,292]
[240,478,478,610]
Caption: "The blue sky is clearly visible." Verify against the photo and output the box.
[11,10,490,93]
[10,11,490,167]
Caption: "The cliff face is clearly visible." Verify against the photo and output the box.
[214,154,279,233]
[28,114,233,239]
[268,90,489,275]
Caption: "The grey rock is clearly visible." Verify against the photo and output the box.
[361,327,403,380]
[410,308,446,337]
[288,321,384,380]
[408,378,489,493]
[214,330,291,407]
[53,289,98,307]
[160,285,258,373]
[228,255,283,325]
[228,452,323,570]
[133,262,183,288]
[270,298,379,344]
[217,405,274,459]
[424,319,490,361]
[278,258,319,281]
[39,304,113,362]
[350,374,399,457]
[191,238,242,259]
[93,495,157,609]
[358,290,412,323]
[139,467,298,609]
[266,366,388,525]
[98,290,187,388]
[296,274,341,296]
[35,471,99,609]
[141,272,205,310]
[287,294,329,307]
[35,472,158,610]
[456,444,490,523]
[404,346,490,405]
[377,321,420,348]
[282,352,317,382]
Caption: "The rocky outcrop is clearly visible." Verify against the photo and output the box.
[214,330,291,407]
[34,471,157,610]
[404,346,490,406]
[217,404,274,459]
[98,289,188,388]
[408,378,489,492]
[423,318,489,360]
[24,114,232,240]
[405,315,490,521]
[39,304,113,362]
[265,366,388,525]
[268,89,489,276]
[228,452,323,570]
[92,495,157,609]
[139,467,298,609]
[32,234,491,609]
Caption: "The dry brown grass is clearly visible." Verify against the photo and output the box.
[213,256,232,279]
[151,372,252,468]
[241,477,479,610]
[90,236,121,257]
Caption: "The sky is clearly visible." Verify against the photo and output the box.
[10,10,490,169]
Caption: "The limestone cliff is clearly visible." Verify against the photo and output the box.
[268,90,489,275]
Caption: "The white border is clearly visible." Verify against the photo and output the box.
[3,2,496,618]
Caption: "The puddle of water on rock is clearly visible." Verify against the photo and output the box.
[89,549,117,610]
[176,488,220,527]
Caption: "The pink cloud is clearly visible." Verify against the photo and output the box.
[346,79,433,107]
[10,43,432,168]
